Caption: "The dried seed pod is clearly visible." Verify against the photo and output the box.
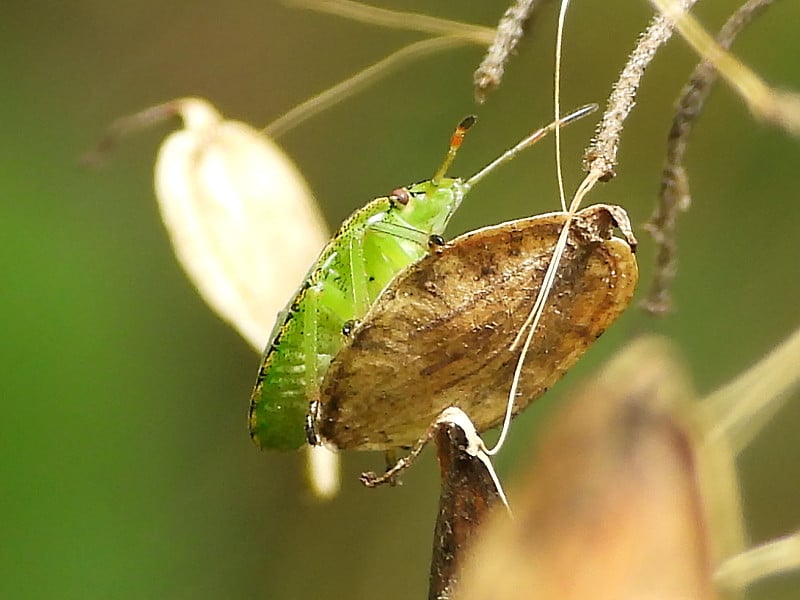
[316,203,638,450]
[153,98,329,350]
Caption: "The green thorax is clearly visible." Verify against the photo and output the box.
[396,177,470,235]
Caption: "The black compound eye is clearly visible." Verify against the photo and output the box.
[428,234,445,247]
[390,187,410,205]
[341,320,357,336]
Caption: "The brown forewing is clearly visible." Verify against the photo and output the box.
[318,204,638,450]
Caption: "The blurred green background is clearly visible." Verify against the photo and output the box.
[3,1,799,598]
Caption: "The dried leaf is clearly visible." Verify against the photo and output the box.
[317,204,638,450]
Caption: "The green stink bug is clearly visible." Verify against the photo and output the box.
[249,104,597,450]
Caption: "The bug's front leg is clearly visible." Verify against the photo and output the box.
[349,219,434,313]
[302,283,322,402]
[347,225,371,316]
[368,220,437,247]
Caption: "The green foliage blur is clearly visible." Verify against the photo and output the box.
[2,1,799,598]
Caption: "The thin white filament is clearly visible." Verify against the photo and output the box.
[554,0,571,212]
[486,0,580,456]
[486,170,601,456]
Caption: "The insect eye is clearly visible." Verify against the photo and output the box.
[390,187,410,205]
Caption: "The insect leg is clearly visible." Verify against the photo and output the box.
[347,226,371,315]
[302,283,322,401]
[305,400,321,445]
[367,220,433,247]
[348,219,433,313]
[361,439,428,487]
[361,407,507,509]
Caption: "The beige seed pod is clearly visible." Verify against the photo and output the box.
[90,97,338,497]
[153,97,329,350]
[153,99,339,498]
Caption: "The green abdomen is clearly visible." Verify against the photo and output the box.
[249,204,431,450]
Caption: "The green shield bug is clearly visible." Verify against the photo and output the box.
[249,104,597,450]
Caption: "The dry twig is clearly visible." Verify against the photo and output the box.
[473,0,543,103]
[642,0,777,314]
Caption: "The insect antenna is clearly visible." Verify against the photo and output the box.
[465,103,597,188]
[432,115,477,182]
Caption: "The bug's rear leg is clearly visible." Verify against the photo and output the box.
[347,227,371,316]
[305,400,321,446]
[302,283,323,405]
